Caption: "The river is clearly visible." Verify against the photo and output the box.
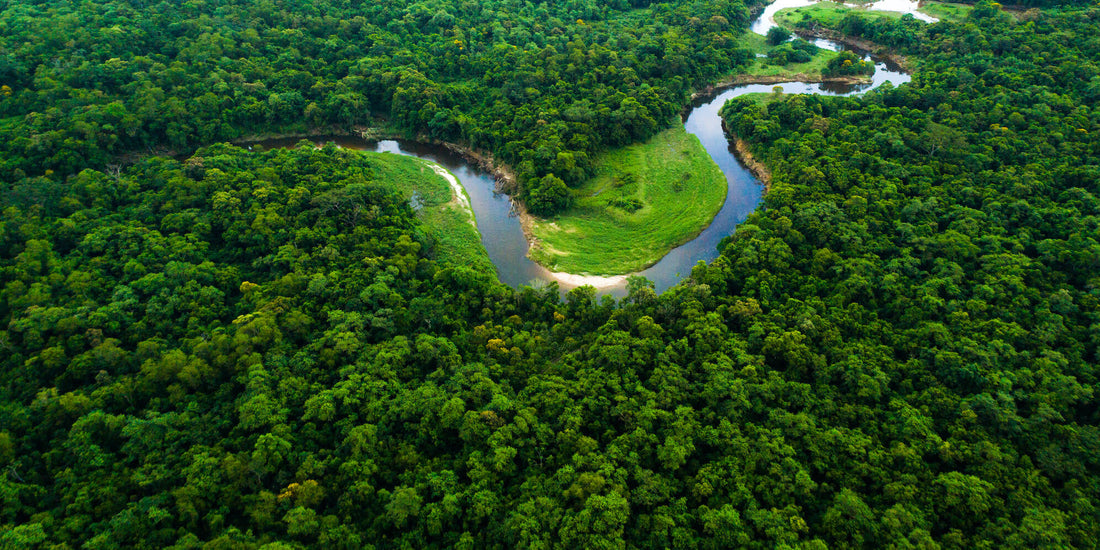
[753,0,936,35]
[261,1,914,295]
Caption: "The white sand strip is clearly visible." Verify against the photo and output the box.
[426,162,476,226]
[546,271,628,288]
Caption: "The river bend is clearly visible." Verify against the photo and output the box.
[263,0,915,295]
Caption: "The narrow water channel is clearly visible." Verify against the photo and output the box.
[260,1,915,295]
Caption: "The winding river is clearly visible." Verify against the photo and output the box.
[263,0,916,295]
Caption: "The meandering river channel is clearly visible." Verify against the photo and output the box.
[262,0,916,295]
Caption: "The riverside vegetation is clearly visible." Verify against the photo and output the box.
[0,0,762,214]
[364,148,492,274]
[773,2,972,32]
[528,127,727,275]
[2,0,1100,548]
[0,0,877,278]
[523,12,893,277]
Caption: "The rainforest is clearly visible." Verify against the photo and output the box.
[1,0,1098,547]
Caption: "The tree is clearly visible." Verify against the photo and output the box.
[767,26,792,46]
[527,174,572,215]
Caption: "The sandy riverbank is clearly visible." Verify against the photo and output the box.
[425,162,476,227]
[546,272,629,288]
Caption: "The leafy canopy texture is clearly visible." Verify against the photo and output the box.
[2,0,1100,548]
[0,0,755,215]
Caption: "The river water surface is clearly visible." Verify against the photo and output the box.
[753,0,936,35]
[262,1,914,295]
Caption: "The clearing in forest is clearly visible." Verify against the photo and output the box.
[773,1,972,29]
[527,126,726,276]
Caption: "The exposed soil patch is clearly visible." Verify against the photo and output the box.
[732,135,773,192]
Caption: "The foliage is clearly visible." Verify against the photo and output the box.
[836,11,935,50]
[720,6,1100,545]
[767,38,820,65]
[823,50,876,76]
[368,152,494,274]
[0,0,760,215]
[1,0,1099,548]
[527,126,727,275]
[766,25,792,45]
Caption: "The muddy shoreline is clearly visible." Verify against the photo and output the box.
[728,129,774,193]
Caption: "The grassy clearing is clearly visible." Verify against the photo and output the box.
[775,3,905,29]
[736,27,843,80]
[740,49,837,79]
[774,1,971,28]
[528,126,726,275]
[917,2,973,21]
[740,31,770,52]
[737,90,795,105]
[366,152,494,273]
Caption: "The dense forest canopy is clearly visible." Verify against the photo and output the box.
[0,0,759,213]
[2,0,1100,548]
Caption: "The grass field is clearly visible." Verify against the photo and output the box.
[917,1,973,21]
[366,153,494,274]
[527,126,726,275]
[775,3,906,29]
[737,90,793,105]
[774,1,971,29]
[741,49,837,80]
[737,28,845,80]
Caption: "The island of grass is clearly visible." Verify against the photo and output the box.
[367,152,493,275]
[527,126,726,276]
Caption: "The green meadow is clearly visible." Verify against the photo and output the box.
[774,1,972,29]
[367,152,494,274]
[528,126,727,275]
